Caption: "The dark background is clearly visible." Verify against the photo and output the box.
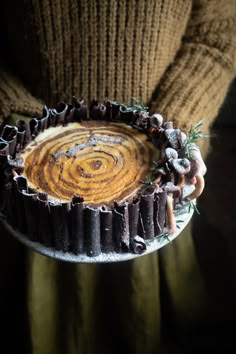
[190,77,236,351]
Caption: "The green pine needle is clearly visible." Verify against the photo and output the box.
[127,97,149,112]
[184,119,208,158]
[189,200,200,215]
[140,175,154,185]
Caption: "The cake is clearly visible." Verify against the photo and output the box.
[0,98,204,257]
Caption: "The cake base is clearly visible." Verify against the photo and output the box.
[0,196,195,263]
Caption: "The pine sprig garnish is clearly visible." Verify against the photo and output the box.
[140,175,154,185]
[188,200,200,215]
[126,97,149,112]
[145,232,171,245]
[184,119,208,158]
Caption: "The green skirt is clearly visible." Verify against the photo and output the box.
[1,213,234,354]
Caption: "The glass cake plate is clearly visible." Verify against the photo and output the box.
[0,185,196,263]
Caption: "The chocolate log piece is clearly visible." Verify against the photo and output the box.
[50,102,68,126]
[139,191,155,240]
[84,206,101,257]
[102,99,112,120]
[50,201,71,252]
[37,106,50,131]
[111,101,121,119]
[71,97,88,121]
[13,175,28,233]
[130,235,147,254]
[1,125,17,155]
[64,104,75,123]
[128,199,140,239]
[114,202,129,252]
[100,206,114,253]
[70,195,84,255]
[29,118,39,138]
[119,105,134,122]
[154,189,167,235]
[22,191,39,242]
[90,100,107,120]
[66,100,88,123]
[37,193,53,248]
[16,120,31,147]
[16,129,25,149]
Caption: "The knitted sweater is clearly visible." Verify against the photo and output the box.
[0,0,236,135]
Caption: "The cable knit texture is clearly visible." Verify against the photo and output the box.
[0,0,236,137]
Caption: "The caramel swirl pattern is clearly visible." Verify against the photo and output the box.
[21,121,160,203]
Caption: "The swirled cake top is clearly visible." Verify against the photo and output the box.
[21,121,160,204]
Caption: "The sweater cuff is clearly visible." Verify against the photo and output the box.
[0,67,44,122]
[149,43,236,139]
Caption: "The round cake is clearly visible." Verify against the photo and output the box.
[0,98,204,257]
[21,121,160,204]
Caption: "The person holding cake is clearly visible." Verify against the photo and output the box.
[0,1,236,353]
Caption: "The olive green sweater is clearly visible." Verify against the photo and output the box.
[0,0,236,132]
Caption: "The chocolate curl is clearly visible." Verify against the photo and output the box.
[114,202,129,252]
[154,189,167,235]
[16,120,31,147]
[37,193,53,247]
[111,101,121,119]
[22,190,38,241]
[100,205,114,253]
[90,100,107,120]
[37,106,50,131]
[1,125,17,155]
[131,235,147,255]
[13,175,28,233]
[50,201,71,252]
[70,195,84,254]
[65,104,75,123]
[16,129,25,148]
[97,103,107,119]
[50,102,68,126]
[119,105,134,122]
[128,198,140,239]
[103,99,112,120]
[29,118,39,138]
[138,191,155,240]
[84,205,101,257]
[72,97,88,121]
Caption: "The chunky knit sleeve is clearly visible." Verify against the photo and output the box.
[149,0,236,135]
[0,66,44,123]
